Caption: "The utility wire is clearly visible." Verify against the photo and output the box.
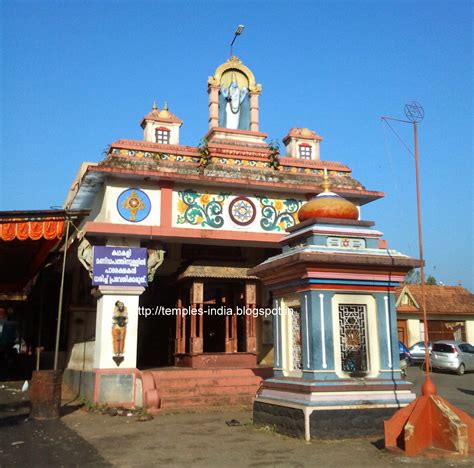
[381,118,414,157]
[382,120,415,259]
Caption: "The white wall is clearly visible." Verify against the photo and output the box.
[465,319,474,344]
[94,287,143,369]
[407,319,421,346]
[93,181,161,226]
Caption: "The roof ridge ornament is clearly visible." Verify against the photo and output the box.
[322,168,331,192]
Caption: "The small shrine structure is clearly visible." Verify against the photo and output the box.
[251,173,419,439]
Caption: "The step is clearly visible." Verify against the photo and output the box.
[153,376,263,388]
[159,384,261,398]
[159,393,255,409]
[150,367,271,380]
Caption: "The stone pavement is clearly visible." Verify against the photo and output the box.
[0,368,472,467]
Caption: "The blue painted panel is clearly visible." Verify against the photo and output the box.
[307,290,336,379]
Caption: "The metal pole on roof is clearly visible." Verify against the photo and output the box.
[53,215,70,371]
[381,102,436,395]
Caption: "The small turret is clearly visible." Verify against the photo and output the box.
[283,127,323,160]
[140,101,183,145]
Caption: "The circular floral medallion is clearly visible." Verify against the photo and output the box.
[229,196,256,226]
[117,188,151,223]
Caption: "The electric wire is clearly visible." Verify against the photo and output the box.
[381,118,414,158]
[381,120,416,261]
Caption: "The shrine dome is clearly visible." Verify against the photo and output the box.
[298,172,359,222]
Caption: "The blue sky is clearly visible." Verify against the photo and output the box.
[1,1,472,290]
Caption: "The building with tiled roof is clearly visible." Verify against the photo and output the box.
[60,55,394,408]
[396,284,474,345]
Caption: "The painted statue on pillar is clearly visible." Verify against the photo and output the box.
[219,74,250,130]
[112,301,128,366]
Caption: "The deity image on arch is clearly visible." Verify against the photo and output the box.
[112,300,128,366]
[219,72,250,130]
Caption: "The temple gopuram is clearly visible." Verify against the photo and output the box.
[61,56,386,410]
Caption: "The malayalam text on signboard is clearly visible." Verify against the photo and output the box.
[92,246,148,287]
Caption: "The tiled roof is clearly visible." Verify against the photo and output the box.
[283,127,323,142]
[141,108,183,125]
[396,285,474,315]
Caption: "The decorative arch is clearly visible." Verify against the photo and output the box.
[208,56,261,93]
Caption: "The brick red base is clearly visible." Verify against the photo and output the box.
[175,352,257,368]
[29,370,63,419]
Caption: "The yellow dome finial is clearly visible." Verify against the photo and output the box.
[322,168,331,192]
[164,100,169,111]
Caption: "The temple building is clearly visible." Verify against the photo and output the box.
[59,56,386,409]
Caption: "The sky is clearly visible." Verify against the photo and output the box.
[1,0,472,290]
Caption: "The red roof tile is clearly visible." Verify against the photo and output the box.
[283,127,323,142]
[141,108,183,126]
[396,285,474,315]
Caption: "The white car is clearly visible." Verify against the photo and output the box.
[428,341,474,375]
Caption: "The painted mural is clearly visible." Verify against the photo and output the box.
[258,197,303,232]
[175,190,305,232]
[176,190,230,228]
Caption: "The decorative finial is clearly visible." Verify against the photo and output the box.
[152,100,157,111]
[163,100,169,111]
[322,168,330,192]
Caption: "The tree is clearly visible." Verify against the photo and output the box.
[405,268,421,284]
[425,275,437,285]
[404,268,438,285]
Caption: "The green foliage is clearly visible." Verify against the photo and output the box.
[405,268,439,285]
[425,275,438,285]
[267,139,280,170]
[405,268,421,284]
[197,138,211,168]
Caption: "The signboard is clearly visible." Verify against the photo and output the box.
[92,246,148,287]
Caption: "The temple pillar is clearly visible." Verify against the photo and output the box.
[224,295,237,353]
[189,281,203,353]
[208,85,219,130]
[249,91,260,132]
[175,297,185,354]
[376,293,402,378]
[245,282,257,353]
[93,286,144,369]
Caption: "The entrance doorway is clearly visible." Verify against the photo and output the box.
[137,278,177,369]
[175,278,257,368]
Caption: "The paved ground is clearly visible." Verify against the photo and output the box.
[0,368,472,467]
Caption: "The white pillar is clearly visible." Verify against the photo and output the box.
[465,319,474,343]
[407,319,421,346]
[93,286,144,369]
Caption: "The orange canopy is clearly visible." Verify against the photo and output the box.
[1,219,65,241]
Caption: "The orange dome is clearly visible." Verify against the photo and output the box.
[298,191,359,222]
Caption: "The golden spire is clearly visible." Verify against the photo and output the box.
[321,168,331,192]
[152,100,157,111]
